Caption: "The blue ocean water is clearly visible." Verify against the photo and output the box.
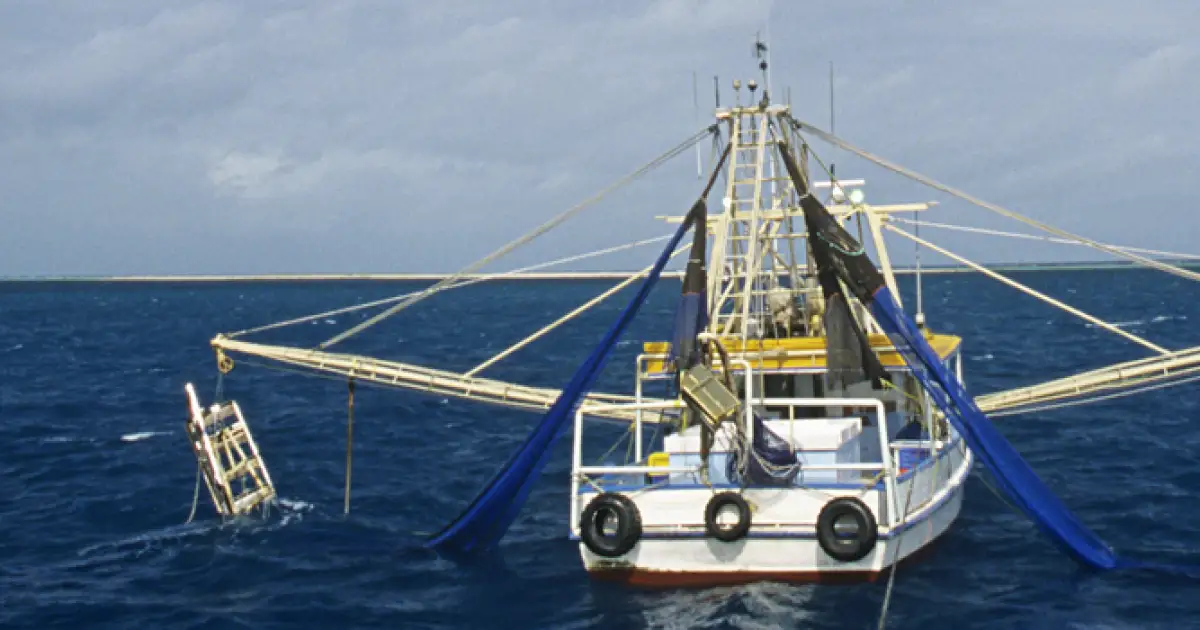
[2,270,1200,629]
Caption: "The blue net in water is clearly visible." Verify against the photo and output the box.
[425,211,697,554]
[870,285,1200,576]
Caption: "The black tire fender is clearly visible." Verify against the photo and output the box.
[579,492,642,558]
[816,496,878,562]
[704,491,752,542]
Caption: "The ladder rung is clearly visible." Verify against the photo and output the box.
[224,457,259,481]
[222,424,249,443]
[233,487,274,513]
[203,405,236,425]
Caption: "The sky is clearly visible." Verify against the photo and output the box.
[2,0,1198,276]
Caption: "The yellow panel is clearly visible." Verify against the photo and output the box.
[647,451,670,477]
[641,332,961,374]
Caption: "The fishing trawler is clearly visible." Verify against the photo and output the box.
[561,94,979,584]
[186,49,1200,587]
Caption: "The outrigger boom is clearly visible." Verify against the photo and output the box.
[195,83,1200,589]
[211,311,1200,425]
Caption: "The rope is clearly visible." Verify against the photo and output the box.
[889,216,1200,261]
[320,126,716,349]
[877,449,920,630]
[464,245,690,377]
[594,423,636,464]
[227,234,675,338]
[886,224,1170,355]
[787,116,1200,284]
[184,463,202,524]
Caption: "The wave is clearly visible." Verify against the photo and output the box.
[121,431,170,443]
[1085,314,1187,329]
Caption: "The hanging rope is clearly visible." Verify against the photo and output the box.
[344,377,356,515]
[226,234,675,339]
[876,462,919,630]
[184,463,202,524]
[320,126,717,349]
[786,115,1200,283]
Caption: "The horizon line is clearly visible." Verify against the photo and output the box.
[3,260,1198,282]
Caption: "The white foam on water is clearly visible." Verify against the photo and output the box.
[1086,319,1144,329]
[273,497,316,528]
[276,498,313,512]
[42,435,92,444]
[121,431,168,442]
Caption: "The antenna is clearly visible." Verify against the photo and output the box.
[915,211,926,329]
[754,32,770,104]
[693,71,702,179]
[829,61,835,179]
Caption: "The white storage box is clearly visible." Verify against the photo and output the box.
[662,417,863,486]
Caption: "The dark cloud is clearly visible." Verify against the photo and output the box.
[1,0,1197,275]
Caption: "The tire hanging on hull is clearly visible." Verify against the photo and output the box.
[580,493,643,558]
[816,497,879,562]
[704,491,752,542]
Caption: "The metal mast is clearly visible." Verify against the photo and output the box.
[706,82,809,340]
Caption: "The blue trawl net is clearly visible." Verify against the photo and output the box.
[727,414,799,487]
[425,216,695,554]
[667,291,706,371]
[869,286,1200,577]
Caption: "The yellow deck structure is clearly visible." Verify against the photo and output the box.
[641,332,962,374]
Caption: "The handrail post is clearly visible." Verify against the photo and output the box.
[876,400,899,527]
[570,408,585,537]
[955,351,964,388]
[732,359,755,444]
[634,354,645,462]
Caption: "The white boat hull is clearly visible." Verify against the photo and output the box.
[575,439,972,587]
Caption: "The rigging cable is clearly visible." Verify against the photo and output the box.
[228,234,677,339]
[464,246,691,377]
[785,115,1200,283]
[888,216,1200,261]
[876,455,920,630]
[320,126,718,349]
[886,224,1169,354]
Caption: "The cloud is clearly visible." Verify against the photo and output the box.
[1113,44,1198,99]
[0,0,1198,275]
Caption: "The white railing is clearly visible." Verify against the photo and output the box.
[571,399,687,534]
[572,360,911,527]
[739,396,897,524]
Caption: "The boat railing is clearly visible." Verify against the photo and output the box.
[574,361,904,527]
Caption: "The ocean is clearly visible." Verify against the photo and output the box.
[2,269,1199,629]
